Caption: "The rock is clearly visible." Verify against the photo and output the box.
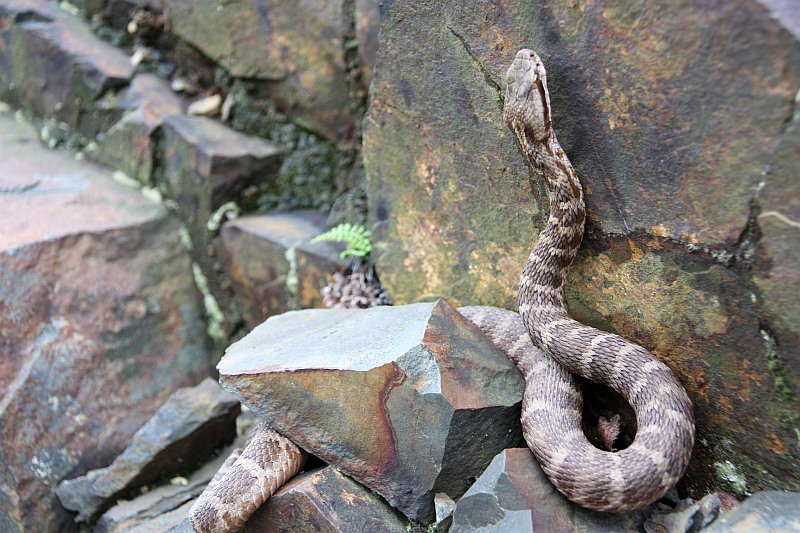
[88,73,186,185]
[163,0,364,141]
[0,3,134,136]
[216,211,343,327]
[56,378,239,522]
[0,110,210,532]
[643,491,740,533]
[364,0,800,498]
[753,113,800,421]
[355,0,381,90]
[187,93,222,117]
[159,113,284,303]
[450,448,647,532]
[218,300,524,522]
[93,440,246,533]
[242,466,408,532]
[701,491,800,532]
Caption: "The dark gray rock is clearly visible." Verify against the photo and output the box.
[0,109,210,533]
[56,378,239,523]
[93,440,245,533]
[701,491,800,532]
[0,2,134,136]
[216,211,343,327]
[88,73,186,185]
[218,300,525,522]
[451,448,647,532]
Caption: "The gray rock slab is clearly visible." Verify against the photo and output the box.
[218,300,525,522]
[0,110,211,532]
[56,378,239,522]
[451,448,648,532]
[701,491,800,533]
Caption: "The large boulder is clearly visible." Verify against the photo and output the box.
[217,300,525,522]
[163,0,378,142]
[0,110,211,532]
[363,0,800,498]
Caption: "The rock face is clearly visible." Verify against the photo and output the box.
[218,300,525,522]
[364,0,800,497]
[163,0,369,142]
[216,212,343,327]
[0,111,211,532]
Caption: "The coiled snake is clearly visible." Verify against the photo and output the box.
[189,49,695,532]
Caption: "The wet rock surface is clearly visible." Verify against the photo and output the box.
[364,0,800,498]
[216,211,343,327]
[218,300,525,522]
[0,110,211,532]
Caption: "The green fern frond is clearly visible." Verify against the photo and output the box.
[311,223,372,260]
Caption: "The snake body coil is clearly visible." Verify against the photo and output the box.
[189,50,695,532]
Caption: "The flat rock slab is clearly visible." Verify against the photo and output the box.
[702,491,800,533]
[244,466,408,532]
[0,111,210,532]
[218,300,524,522]
[0,2,134,135]
[216,211,343,326]
[56,378,239,522]
[450,448,646,532]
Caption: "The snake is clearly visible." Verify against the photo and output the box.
[188,49,695,532]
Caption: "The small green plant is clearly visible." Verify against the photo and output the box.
[312,223,372,260]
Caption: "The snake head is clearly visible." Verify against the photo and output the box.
[504,49,552,145]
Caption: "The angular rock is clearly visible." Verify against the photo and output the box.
[701,491,800,532]
[0,110,210,533]
[56,378,239,522]
[93,440,246,533]
[216,211,343,327]
[160,114,283,253]
[242,466,408,532]
[644,492,738,533]
[163,0,360,141]
[450,448,647,532]
[89,73,186,185]
[0,3,134,136]
[364,0,800,498]
[218,300,525,522]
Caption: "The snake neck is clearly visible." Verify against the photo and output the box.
[519,134,585,335]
